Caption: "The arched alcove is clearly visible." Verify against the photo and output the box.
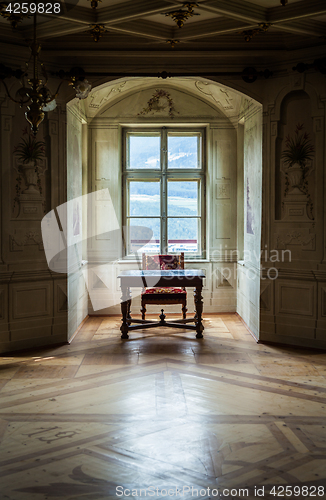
[66,77,263,341]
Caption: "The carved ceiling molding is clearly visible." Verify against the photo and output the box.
[195,81,235,111]
[88,81,128,109]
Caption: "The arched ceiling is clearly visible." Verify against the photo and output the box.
[0,0,325,75]
[84,77,253,121]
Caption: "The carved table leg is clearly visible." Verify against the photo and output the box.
[194,284,204,339]
[182,301,187,320]
[141,298,146,320]
[120,284,131,339]
[127,297,132,325]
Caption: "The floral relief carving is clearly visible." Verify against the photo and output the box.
[275,229,315,251]
[138,89,178,117]
[10,232,44,252]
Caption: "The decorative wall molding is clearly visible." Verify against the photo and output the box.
[2,115,12,132]
[49,119,58,136]
[216,183,230,199]
[276,269,315,281]
[195,81,235,111]
[276,280,315,317]
[9,232,44,252]
[0,272,14,283]
[275,229,316,251]
[94,141,111,181]
[290,73,305,90]
[11,282,52,320]
[271,121,277,136]
[214,139,231,180]
[313,116,323,133]
[313,272,326,281]
[260,282,272,312]
[216,269,233,288]
[11,270,53,282]
[88,81,127,110]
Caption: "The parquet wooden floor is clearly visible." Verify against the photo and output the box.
[1,314,326,500]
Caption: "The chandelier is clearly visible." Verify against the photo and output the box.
[0,14,91,135]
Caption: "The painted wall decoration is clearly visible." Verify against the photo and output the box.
[245,134,257,235]
[72,136,81,237]
[246,177,254,235]
[138,89,178,118]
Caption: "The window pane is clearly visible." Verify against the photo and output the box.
[168,181,198,216]
[168,218,198,253]
[127,218,160,254]
[168,134,199,169]
[129,181,160,216]
[128,134,160,169]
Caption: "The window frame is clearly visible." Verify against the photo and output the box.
[122,126,206,259]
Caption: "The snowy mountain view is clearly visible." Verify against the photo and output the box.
[126,134,201,253]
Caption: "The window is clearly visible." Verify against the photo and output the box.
[123,127,206,258]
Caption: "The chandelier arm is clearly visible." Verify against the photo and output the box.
[40,62,48,86]
[0,78,23,104]
[53,80,64,97]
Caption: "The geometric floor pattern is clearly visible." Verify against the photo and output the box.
[1,314,326,499]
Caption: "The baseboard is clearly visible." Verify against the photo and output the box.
[68,315,89,343]
[235,313,259,343]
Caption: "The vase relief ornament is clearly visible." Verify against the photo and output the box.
[18,160,43,195]
[13,128,47,219]
[280,123,315,221]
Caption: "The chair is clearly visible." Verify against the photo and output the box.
[141,253,187,320]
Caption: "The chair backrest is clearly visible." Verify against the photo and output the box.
[142,253,184,270]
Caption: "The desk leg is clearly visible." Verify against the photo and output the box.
[120,285,131,339]
[194,284,204,339]
[127,297,132,325]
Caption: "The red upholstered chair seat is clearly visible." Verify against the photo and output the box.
[144,287,187,295]
[141,253,187,319]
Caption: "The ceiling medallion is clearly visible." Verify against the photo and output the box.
[87,0,102,9]
[166,39,180,48]
[239,23,271,42]
[0,2,29,28]
[88,24,108,42]
[164,3,199,29]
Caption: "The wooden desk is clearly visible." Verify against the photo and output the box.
[118,269,205,340]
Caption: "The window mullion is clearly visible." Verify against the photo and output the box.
[161,128,168,253]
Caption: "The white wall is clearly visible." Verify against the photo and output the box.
[66,101,88,340]
[237,103,263,339]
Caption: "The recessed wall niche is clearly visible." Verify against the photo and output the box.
[275,91,315,221]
